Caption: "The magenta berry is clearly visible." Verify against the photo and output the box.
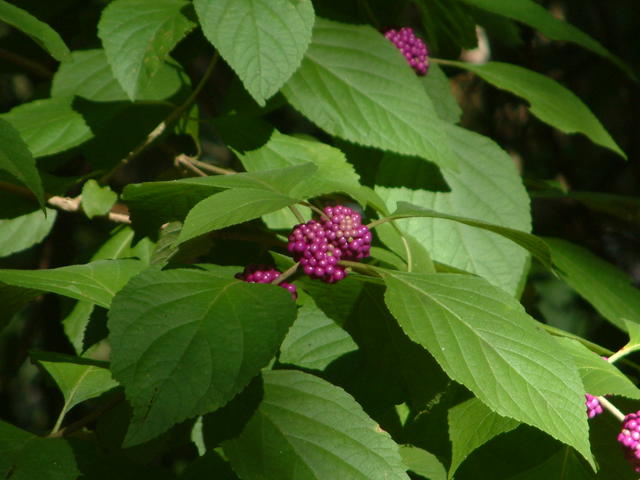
[384,27,429,76]
[236,265,297,300]
[321,205,372,261]
[585,394,603,419]
[618,411,640,472]
[288,221,346,283]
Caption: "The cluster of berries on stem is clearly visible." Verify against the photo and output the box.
[235,265,298,300]
[585,393,603,419]
[619,411,640,472]
[384,27,430,76]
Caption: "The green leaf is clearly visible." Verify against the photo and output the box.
[554,337,640,399]
[441,60,625,158]
[0,208,56,257]
[386,201,551,268]
[195,0,314,105]
[623,319,640,354]
[282,18,456,171]
[399,445,446,480]
[381,270,593,466]
[374,223,435,273]
[459,0,634,78]
[223,369,410,480]
[108,269,296,446]
[81,179,117,219]
[507,448,592,480]
[545,237,640,330]
[0,259,145,308]
[98,0,195,100]
[279,291,357,371]
[422,64,461,124]
[0,97,92,157]
[376,124,532,295]
[448,398,520,477]
[238,130,366,205]
[52,49,183,102]
[0,119,44,205]
[178,188,298,244]
[32,352,119,426]
[0,0,70,61]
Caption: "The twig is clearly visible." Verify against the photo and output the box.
[175,154,207,177]
[598,395,625,422]
[47,195,131,224]
[272,262,299,285]
[189,157,236,175]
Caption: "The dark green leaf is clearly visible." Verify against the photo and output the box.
[506,448,592,479]
[224,369,410,480]
[108,269,296,445]
[282,18,456,171]
[0,208,56,257]
[195,0,314,105]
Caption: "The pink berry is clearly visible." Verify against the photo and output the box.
[585,394,603,419]
[320,205,371,261]
[236,265,297,300]
[384,27,429,76]
[618,411,640,472]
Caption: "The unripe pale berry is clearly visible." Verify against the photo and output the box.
[236,265,297,300]
[384,27,429,76]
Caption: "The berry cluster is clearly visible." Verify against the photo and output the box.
[585,394,603,419]
[235,265,297,300]
[384,27,429,76]
[619,411,640,472]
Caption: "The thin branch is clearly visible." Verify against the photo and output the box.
[175,154,207,177]
[598,395,625,422]
[47,195,131,224]
[272,262,299,285]
[289,205,305,223]
[189,157,236,175]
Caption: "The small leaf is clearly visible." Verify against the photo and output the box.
[0,119,45,205]
[108,269,296,446]
[32,352,119,422]
[0,259,145,308]
[195,0,314,105]
[546,237,640,330]
[223,369,410,480]
[81,180,117,219]
[448,398,520,476]
[442,61,625,158]
[98,0,195,100]
[0,0,70,61]
[0,209,56,257]
[0,97,92,157]
[381,270,593,467]
[399,445,447,480]
[282,18,456,170]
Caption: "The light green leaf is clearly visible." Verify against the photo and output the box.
[0,259,145,308]
[448,398,520,477]
[108,269,296,446]
[422,63,461,124]
[238,130,366,205]
[282,18,456,170]
[0,209,56,257]
[386,201,550,268]
[554,337,640,399]
[279,292,357,371]
[381,270,593,467]
[98,0,195,100]
[52,49,183,102]
[81,179,117,219]
[441,60,625,158]
[195,0,314,105]
[546,237,640,330]
[623,319,640,354]
[0,0,70,61]
[376,124,532,295]
[32,352,119,426]
[0,119,44,205]
[459,0,634,78]
[0,97,92,157]
[399,445,447,480]
[224,369,410,480]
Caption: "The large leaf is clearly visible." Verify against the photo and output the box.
[376,124,531,295]
[441,60,625,158]
[422,64,461,124]
[282,18,456,171]
[108,269,296,446]
[0,97,92,157]
[381,270,592,466]
[52,49,182,102]
[459,0,633,78]
[507,448,592,480]
[0,119,45,205]
[399,446,447,480]
[223,369,410,480]
[0,0,70,61]
[0,208,55,257]
[98,0,195,100]
[448,398,520,477]
[0,259,145,308]
[546,237,640,330]
[195,0,314,106]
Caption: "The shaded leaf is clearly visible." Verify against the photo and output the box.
[507,448,592,480]
[0,208,56,257]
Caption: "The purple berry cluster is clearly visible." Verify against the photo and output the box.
[619,411,640,472]
[235,265,297,300]
[384,27,429,76]
[585,394,603,419]
[288,205,371,284]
